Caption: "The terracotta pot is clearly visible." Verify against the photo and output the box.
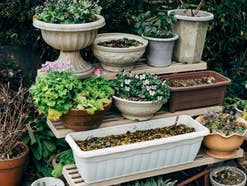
[160,71,231,112]
[61,100,112,131]
[0,142,29,186]
[196,116,246,159]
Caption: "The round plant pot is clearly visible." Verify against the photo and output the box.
[93,33,148,72]
[61,100,112,131]
[113,96,163,121]
[31,177,65,186]
[168,9,214,64]
[210,166,246,186]
[196,116,246,159]
[33,15,105,79]
[142,34,178,67]
[0,142,29,186]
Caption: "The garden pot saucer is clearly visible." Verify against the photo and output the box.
[205,149,236,160]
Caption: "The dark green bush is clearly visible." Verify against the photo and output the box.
[0,0,246,95]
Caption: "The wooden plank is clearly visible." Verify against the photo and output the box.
[47,106,223,138]
[63,149,243,186]
[98,61,207,80]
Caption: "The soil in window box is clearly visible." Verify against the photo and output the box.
[76,124,195,151]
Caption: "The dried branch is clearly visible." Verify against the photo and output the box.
[0,83,35,160]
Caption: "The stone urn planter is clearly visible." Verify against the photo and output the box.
[113,96,163,121]
[142,34,178,67]
[93,33,148,72]
[210,167,246,186]
[33,15,105,78]
[0,142,29,186]
[168,9,214,63]
[61,99,112,131]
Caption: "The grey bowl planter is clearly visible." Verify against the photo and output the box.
[168,9,214,64]
[210,166,246,186]
[142,34,179,67]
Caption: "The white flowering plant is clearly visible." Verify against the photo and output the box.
[35,0,102,24]
[112,72,170,102]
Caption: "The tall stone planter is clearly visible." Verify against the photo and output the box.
[168,9,214,63]
[33,15,105,78]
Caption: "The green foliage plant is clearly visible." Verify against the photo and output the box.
[23,116,71,177]
[112,72,170,103]
[74,75,114,115]
[35,0,102,24]
[200,112,246,136]
[29,71,114,120]
[29,71,82,121]
[122,177,177,186]
[134,11,176,38]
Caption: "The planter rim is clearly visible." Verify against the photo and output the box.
[0,142,29,168]
[65,115,210,158]
[142,33,179,42]
[31,177,65,186]
[93,33,148,52]
[210,166,246,186]
[196,115,247,138]
[162,70,231,92]
[168,9,214,21]
[33,15,105,32]
[113,95,161,104]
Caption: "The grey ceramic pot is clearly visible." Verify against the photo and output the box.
[142,34,178,67]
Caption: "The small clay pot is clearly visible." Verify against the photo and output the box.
[61,100,112,131]
[0,142,29,186]
[196,115,246,159]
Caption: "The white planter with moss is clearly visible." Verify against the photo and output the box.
[33,15,105,78]
[93,33,148,72]
[113,96,163,121]
[168,9,214,63]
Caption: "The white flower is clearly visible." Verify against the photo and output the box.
[149,91,155,96]
[144,79,150,85]
[140,74,146,80]
[125,87,130,91]
[125,79,131,84]
[157,96,163,101]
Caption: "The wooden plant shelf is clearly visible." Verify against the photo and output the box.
[63,149,243,186]
[97,61,207,80]
[47,105,223,138]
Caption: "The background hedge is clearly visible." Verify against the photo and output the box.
[0,0,246,98]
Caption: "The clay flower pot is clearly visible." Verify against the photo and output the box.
[33,15,105,79]
[93,33,148,72]
[61,100,112,131]
[0,142,29,186]
[113,96,163,121]
[196,116,246,159]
